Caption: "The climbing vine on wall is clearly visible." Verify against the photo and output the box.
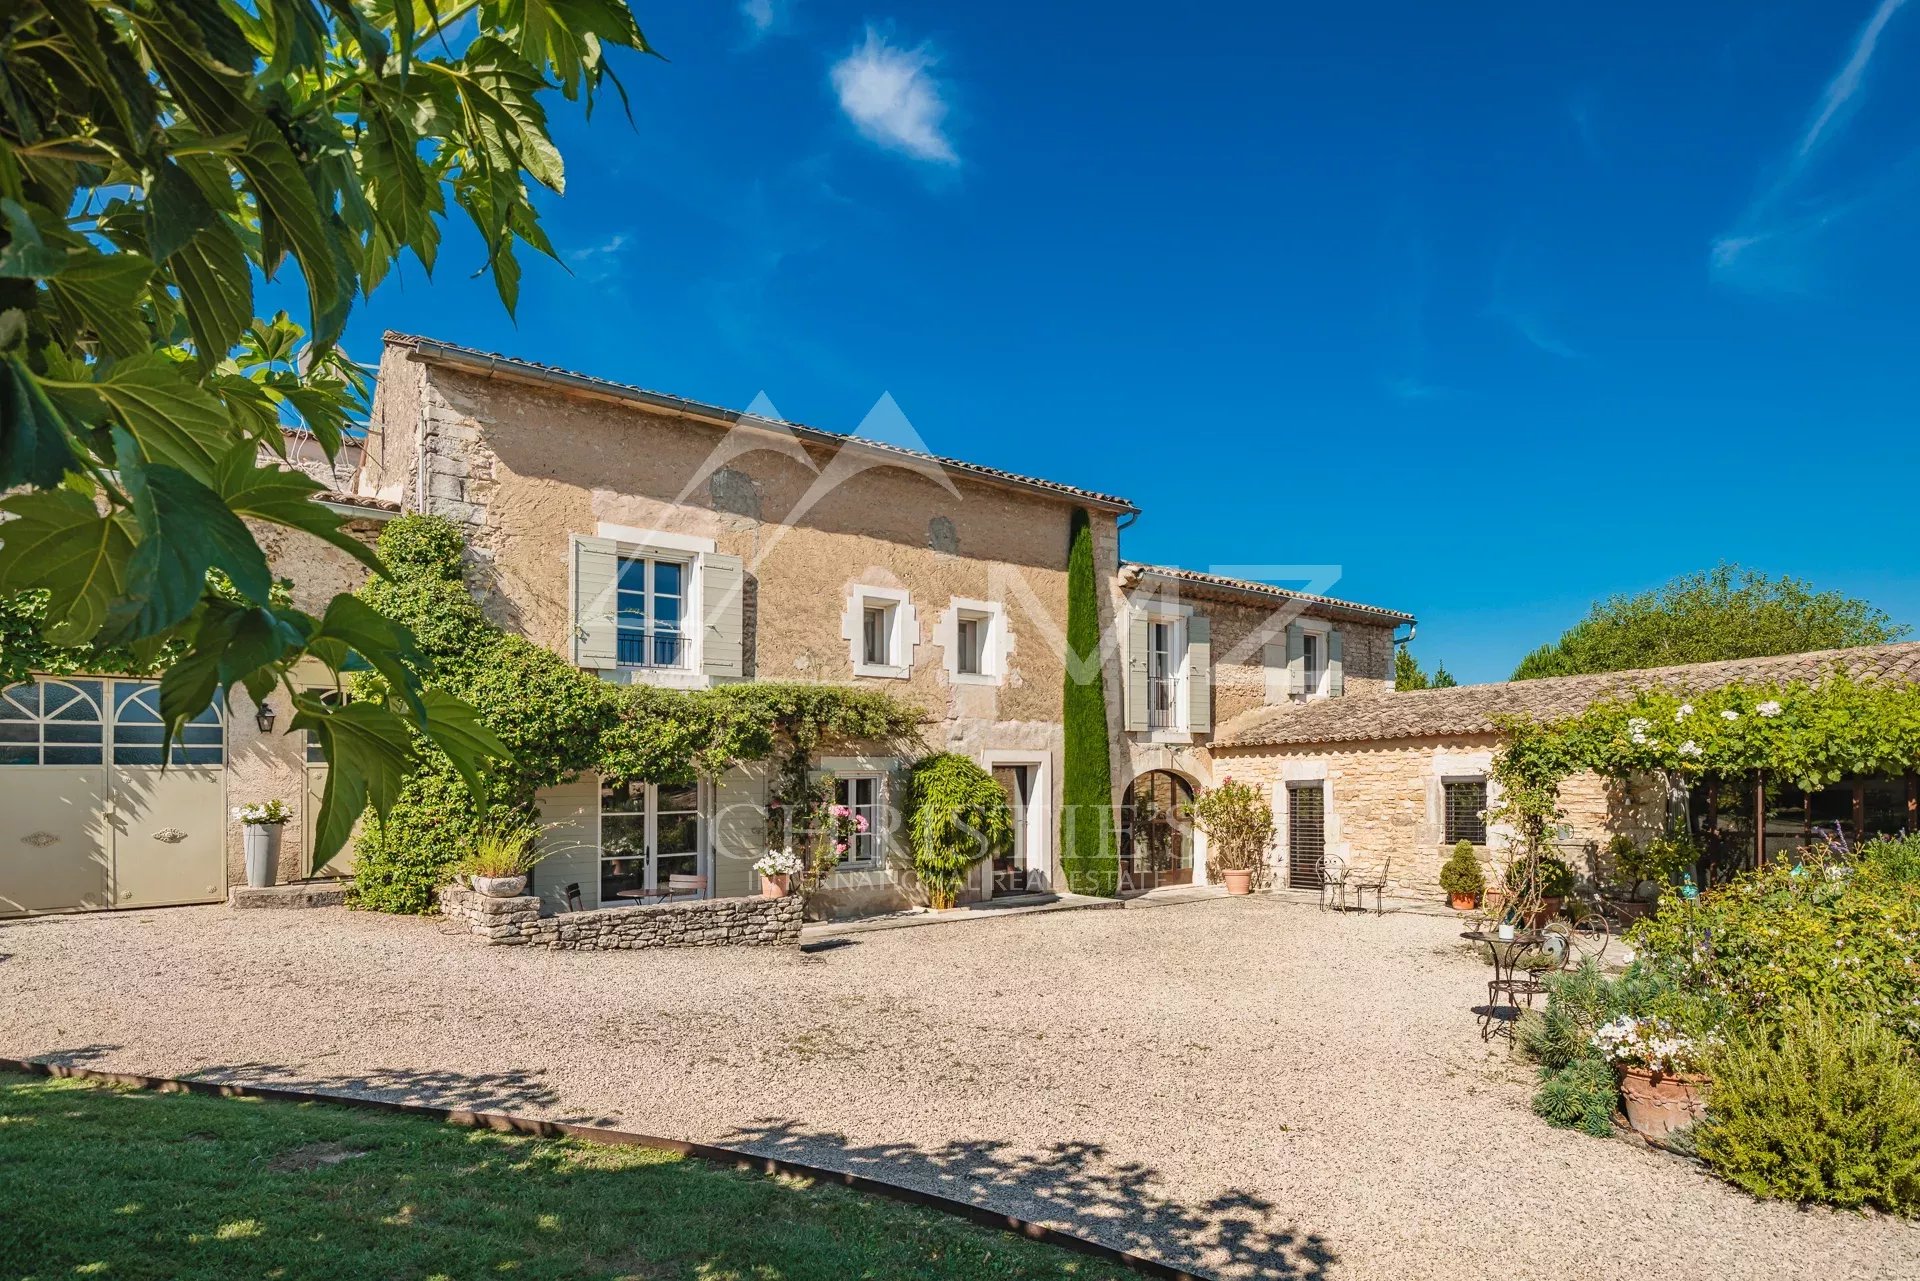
[348,515,924,913]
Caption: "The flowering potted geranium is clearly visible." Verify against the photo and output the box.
[1593,1015,1712,1139]
[754,848,805,899]
[233,800,292,888]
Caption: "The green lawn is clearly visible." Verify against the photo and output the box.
[0,1072,1126,1281]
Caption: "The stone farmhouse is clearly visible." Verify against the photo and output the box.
[4,332,1916,919]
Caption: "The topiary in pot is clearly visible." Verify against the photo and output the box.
[906,753,1013,910]
[1439,839,1484,910]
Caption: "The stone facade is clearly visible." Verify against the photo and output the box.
[1211,732,1669,901]
[437,883,803,949]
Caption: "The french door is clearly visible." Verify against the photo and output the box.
[598,779,704,904]
[990,764,1031,895]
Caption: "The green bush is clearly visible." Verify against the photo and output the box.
[1532,1057,1618,1137]
[1630,853,1920,1051]
[1060,507,1117,895]
[906,753,1013,910]
[1504,852,1574,900]
[1439,840,1484,899]
[1859,832,1920,889]
[1697,1005,1920,1214]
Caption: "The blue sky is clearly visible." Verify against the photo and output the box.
[318,0,1920,683]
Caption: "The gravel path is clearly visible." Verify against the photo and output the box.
[3,897,1915,1279]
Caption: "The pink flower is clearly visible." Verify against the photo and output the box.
[834,841,848,854]
[853,815,870,832]
[829,804,850,818]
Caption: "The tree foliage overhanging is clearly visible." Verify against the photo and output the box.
[350,515,923,913]
[1513,565,1908,681]
[0,0,655,869]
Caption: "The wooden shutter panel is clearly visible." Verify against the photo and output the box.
[710,764,766,897]
[1286,623,1306,695]
[572,536,619,669]
[700,552,745,681]
[1263,642,1286,704]
[1328,629,1345,698]
[1124,608,1151,732]
[1186,615,1212,733]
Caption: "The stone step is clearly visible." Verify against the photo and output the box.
[228,882,347,910]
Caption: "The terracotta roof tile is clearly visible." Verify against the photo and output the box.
[1121,563,1415,625]
[1212,642,1920,748]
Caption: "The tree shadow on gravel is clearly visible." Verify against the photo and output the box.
[175,1061,619,1122]
[722,1120,1336,1280]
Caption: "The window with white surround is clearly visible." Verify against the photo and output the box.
[835,774,883,868]
[1295,620,1334,700]
[845,586,915,679]
[1126,598,1205,736]
[939,597,1009,685]
[615,552,688,669]
[1148,618,1182,729]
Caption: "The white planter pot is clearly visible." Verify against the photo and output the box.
[472,875,529,898]
[243,824,279,888]
[1497,922,1516,941]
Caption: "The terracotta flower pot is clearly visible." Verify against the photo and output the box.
[1616,1064,1710,1139]
[1222,868,1253,896]
[761,873,791,899]
[1449,891,1478,911]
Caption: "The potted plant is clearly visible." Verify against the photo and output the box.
[1186,777,1275,896]
[458,821,546,897]
[1593,1015,1711,1139]
[1439,839,1484,910]
[1505,852,1574,925]
[905,753,1012,910]
[234,800,292,888]
[753,847,804,899]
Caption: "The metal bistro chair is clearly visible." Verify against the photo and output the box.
[1350,856,1392,916]
[664,873,708,902]
[563,882,583,912]
[1317,854,1350,912]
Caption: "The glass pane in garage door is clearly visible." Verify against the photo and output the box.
[112,683,224,765]
[0,679,104,765]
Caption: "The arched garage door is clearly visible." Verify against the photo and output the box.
[0,678,226,916]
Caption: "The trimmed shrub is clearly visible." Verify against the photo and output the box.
[1697,1005,1920,1214]
[1060,507,1117,895]
[1187,778,1275,882]
[906,753,1013,909]
[1439,840,1484,900]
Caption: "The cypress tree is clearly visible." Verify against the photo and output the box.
[1061,507,1118,894]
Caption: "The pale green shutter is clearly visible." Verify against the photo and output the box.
[700,552,745,681]
[1286,623,1306,695]
[1186,615,1212,734]
[1124,608,1151,732]
[531,773,601,911]
[573,536,619,668]
[1328,629,1345,697]
[710,763,765,898]
[1263,642,1286,704]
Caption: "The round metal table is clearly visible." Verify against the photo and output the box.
[1463,929,1547,1040]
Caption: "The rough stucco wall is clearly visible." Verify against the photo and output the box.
[224,521,381,888]
[1198,594,1395,725]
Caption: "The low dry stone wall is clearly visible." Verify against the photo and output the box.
[436,885,802,950]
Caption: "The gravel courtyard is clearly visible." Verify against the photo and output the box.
[3,896,1915,1280]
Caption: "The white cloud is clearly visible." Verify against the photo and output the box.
[830,28,957,164]
[1713,0,1913,290]
[741,0,776,36]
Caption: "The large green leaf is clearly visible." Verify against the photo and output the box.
[310,594,428,726]
[214,449,383,574]
[91,354,234,483]
[235,118,347,351]
[157,599,310,743]
[168,216,253,362]
[419,685,510,802]
[0,357,81,489]
[0,487,136,644]
[45,249,153,359]
[0,199,66,279]
[145,159,217,262]
[116,448,273,637]
[295,696,421,871]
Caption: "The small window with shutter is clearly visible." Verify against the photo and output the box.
[1444,778,1488,845]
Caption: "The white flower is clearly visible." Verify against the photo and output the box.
[1757,700,1782,718]
[1721,709,1740,721]
[1675,703,1694,721]
[1627,717,1651,734]
[752,847,805,877]
[1679,740,1702,758]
